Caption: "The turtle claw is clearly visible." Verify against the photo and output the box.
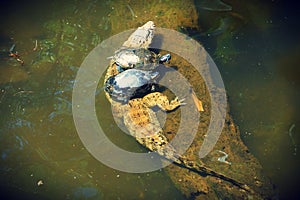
[179,98,185,102]
[172,97,186,106]
[179,98,187,106]
[170,97,186,107]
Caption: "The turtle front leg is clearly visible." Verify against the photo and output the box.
[142,92,185,111]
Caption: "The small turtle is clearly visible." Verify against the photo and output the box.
[105,69,159,103]
[111,48,158,70]
[109,48,171,73]
[122,21,155,49]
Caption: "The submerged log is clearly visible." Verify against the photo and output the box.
[109,0,275,198]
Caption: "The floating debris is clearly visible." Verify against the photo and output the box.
[8,44,25,66]
[126,4,137,19]
[37,180,44,186]
[33,40,38,51]
[13,90,34,96]
[9,51,24,66]
[196,0,232,11]
[217,150,231,165]
[191,90,204,112]
[288,124,297,155]
[9,44,16,52]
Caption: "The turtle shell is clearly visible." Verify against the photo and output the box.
[113,48,158,70]
[104,69,159,103]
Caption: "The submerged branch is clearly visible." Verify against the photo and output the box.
[126,4,137,19]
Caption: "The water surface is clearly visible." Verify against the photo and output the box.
[0,0,299,199]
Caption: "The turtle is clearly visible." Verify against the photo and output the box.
[122,21,155,49]
[104,69,159,103]
[105,21,171,81]
[103,21,166,103]
[110,48,158,71]
[109,47,172,73]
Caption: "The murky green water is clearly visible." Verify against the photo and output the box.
[0,0,299,199]
[193,1,300,198]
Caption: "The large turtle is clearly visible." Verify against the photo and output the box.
[104,68,159,103]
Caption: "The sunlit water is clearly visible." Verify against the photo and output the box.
[0,0,299,199]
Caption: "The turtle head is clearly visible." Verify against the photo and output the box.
[145,21,155,30]
[104,76,115,94]
[159,54,171,63]
[104,75,132,103]
[116,65,125,73]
